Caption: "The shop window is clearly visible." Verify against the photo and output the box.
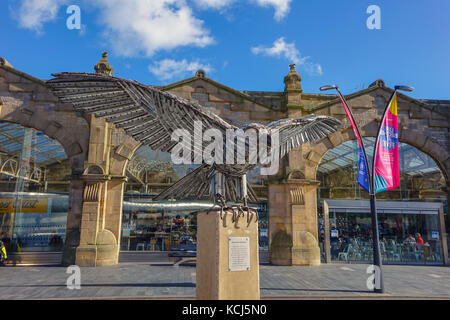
[120,145,269,251]
[0,122,69,253]
[317,139,447,265]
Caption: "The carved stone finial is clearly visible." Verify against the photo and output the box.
[289,63,296,72]
[284,63,302,92]
[94,51,113,76]
[195,69,206,78]
[0,57,13,68]
[369,79,386,88]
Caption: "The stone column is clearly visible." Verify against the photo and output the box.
[75,175,107,267]
[103,176,127,264]
[438,204,449,265]
[72,115,124,267]
[62,178,84,266]
[269,179,321,266]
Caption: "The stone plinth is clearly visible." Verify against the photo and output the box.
[196,208,260,300]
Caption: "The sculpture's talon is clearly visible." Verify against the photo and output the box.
[222,210,228,227]
[231,207,240,229]
[245,207,253,226]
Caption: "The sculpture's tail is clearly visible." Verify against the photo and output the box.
[154,164,258,203]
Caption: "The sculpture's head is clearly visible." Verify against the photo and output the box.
[240,122,272,149]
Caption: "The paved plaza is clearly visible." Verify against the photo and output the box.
[0,263,449,299]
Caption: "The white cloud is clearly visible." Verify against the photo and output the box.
[149,59,212,81]
[192,0,236,10]
[13,0,69,34]
[94,0,214,57]
[251,37,303,64]
[255,0,291,21]
[12,0,214,56]
[251,37,323,75]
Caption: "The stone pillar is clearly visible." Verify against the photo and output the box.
[284,63,303,117]
[196,208,260,300]
[269,179,321,266]
[103,176,127,264]
[62,179,84,266]
[438,205,449,265]
[75,176,106,267]
[72,115,124,267]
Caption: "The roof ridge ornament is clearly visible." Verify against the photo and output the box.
[0,57,13,68]
[284,63,302,92]
[369,79,386,88]
[94,51,113,76]
[195,69,206,78]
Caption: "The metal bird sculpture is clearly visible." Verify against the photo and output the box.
[47,73,341,211]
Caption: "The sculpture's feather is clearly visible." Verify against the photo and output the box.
[267,115,341,159]
[153,164,257,203]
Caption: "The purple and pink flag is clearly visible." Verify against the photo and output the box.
[374,93,400,193]
[338,91,400,194]
[338,95,370,193]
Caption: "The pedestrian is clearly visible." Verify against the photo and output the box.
[0,240,7,265]
[415,233,424,249]
[403,234,416,246]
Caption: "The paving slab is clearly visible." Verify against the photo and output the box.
[0,263,449,299]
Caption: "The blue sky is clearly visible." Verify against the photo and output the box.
[1,0,449,99]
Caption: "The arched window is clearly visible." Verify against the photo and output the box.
[317,138,446,201]
[0,122,68,253]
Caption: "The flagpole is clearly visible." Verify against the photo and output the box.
[321,84,413,293]
[370,90,397,293]
[335,88,385,293]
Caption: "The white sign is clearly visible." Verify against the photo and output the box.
[260,229,268,237]
[432,232,439,240]
[122,228,131,237]
[228,237,250,272]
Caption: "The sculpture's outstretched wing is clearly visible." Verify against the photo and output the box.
[267,115,341,159]
[47,73,236,157]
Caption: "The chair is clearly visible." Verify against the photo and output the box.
[136,243,145,251]
[379,242,387,259]
[338,244,353,262]
[414,246,424,262]
[385,241,401,262]
[391,244,402,261]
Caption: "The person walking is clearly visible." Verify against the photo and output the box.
[415,233,424,249]
[0,240,7,265]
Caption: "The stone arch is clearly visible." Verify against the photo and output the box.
[307,126,450,189]
[109,135,142,176]
[0,65,92,265]
[0,70,90,173]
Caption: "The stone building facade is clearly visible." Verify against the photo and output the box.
[0,55,448,266]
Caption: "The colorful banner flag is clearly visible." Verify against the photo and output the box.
[338,94,370,193]
[374,92,400,193]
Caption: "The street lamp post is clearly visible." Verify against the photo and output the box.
[320,84,413,293]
